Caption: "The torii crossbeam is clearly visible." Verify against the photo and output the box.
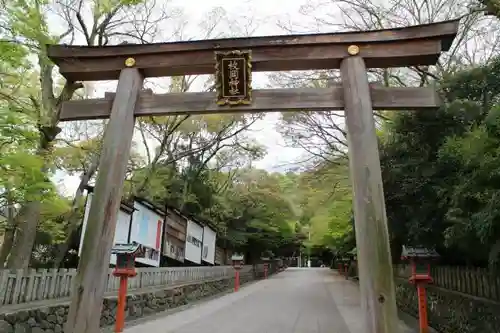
[47,19,459,333]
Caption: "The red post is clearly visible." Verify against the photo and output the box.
[111,244,142,333]
[231,255,243,292]
[406,257,434,333]
[115,276,128,333]
[417,284,429,333]
[234,269,240,292]
[264,263,268,279]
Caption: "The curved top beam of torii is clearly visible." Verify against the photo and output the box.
[47,19,459,82]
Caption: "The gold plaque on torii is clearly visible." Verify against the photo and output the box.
[214,50,252,106]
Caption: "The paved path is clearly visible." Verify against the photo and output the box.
[124,268,415,333]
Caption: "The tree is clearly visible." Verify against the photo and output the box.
[209,169,299,262]
[0,0,183,268]
[378,54,500,268]
[274,0,500,169]
[294,160,353,252]
[0,0,121,267]
[0,33,50,266]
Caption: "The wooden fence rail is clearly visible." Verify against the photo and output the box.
[394,264,500,301]
[0,265,256,307]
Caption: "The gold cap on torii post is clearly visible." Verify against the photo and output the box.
[347,45,360,56]
[124,57,136,67]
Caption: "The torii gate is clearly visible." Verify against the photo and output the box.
[47,19,458,333]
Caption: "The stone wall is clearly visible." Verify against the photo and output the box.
[395,278,500,333]
[0,271,260,333]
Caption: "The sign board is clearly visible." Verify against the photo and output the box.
[130,201,163,267]
[215,246,224,265]
[162,209,187,262]
[215,50,252,106]
[201,226,216,265]
[163,239,185,262]
[79,193,132,265]
[185,220,203,264]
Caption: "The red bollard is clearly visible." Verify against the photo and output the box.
[115,276,129,333]
[111,243,143,333]
[401,246,439,333]
[417,284,429,333]
[234,269,240,292]
[231,254,244,292]
[261,257,270,278]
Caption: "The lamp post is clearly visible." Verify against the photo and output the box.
[348,247,358,279]
[261,257,270,279]
[401,246,439,333]
[342,257,350,279]
[111,243,144,333]
[335,252,342,272]
[336,256,349,279]
[231,254,244,292]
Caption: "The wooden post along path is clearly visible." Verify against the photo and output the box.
[47,20,459,333]
[341,53,399,332]
[63,68,143,333]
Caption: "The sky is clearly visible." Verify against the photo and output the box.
[51,0,331,196]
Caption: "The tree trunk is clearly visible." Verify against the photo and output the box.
[0,226,15,267]
[0,187,18,267]
[6,57,82,268]
[6,128,57,269]
[53,158,99,268]
[0,211,18,268]
[7,201,41,268]
[52,196,85,268]
[488,239,500,274]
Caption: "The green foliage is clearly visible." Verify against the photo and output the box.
[296,161,353,251]
[132,164,302,262]
[277,52,500,269]
[379,55,500,269]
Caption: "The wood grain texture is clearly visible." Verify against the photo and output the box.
[48,20,458,58]
[341,56,399,333]
[64,68,143,333]
[59,86,441,121]
[47,20,459,81]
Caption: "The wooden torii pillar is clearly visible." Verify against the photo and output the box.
[47,19,458,333]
